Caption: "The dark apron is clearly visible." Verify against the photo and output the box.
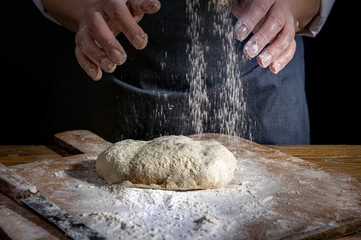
[44,0,310,144]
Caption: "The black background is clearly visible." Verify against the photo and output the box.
[0,1,359,144]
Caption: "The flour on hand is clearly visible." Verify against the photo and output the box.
[96,136,236,190]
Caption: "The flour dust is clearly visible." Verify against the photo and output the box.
[151,0,253,140]
[185,0,251,138]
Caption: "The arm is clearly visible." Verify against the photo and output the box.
[41,0,161,80]
[298,0,336,37]
[42,0,94,32]
[289,0,320,32]
[232,0,324,74]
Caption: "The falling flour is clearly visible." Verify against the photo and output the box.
[185,0,210,135]
[151,0,253,139]
[185,0,251,138]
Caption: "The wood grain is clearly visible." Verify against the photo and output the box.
[267,145,361,181]
[54,130,112,154]
[0,145,70,166]
[0,163,38,203]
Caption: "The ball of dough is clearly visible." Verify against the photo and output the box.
[96,136,237,190]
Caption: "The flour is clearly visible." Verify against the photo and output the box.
[185,0,210,135]
[148,1,254,139]
[55,150,284,239]
[70,156,277,240]
[184,0,252,139]
[14,137,359,239]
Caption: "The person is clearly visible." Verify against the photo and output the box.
[33,0,335,144]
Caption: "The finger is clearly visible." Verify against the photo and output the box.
[87,11,127,65]
[75,46,102,81]
[133,14,144,23]
[230,0,249,19]
[257,20,295,68]
[234,0,273,42]
[76,27,117,73]
[104,1,148,50]
[243,2,286,59]
[269,39,296,74]
[130,0,161,15]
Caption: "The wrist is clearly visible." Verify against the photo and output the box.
[42,0,96,32]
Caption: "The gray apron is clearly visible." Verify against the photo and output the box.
[44,0,310,144]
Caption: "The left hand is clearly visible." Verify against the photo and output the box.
[74,0,161,80]
[232,0,298,74]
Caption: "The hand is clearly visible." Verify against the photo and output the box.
[75,0,161,80]
[232,0,297,74]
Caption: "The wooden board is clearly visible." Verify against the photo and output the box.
[0,130,361,239]
[267,145,361,181]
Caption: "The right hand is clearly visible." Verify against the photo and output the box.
[75,0,161,80]
[232,0,297,74]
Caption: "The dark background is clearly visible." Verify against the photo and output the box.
[0,1,359,144]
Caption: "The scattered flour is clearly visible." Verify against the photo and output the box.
[65,156,278,240]
[51,170,65,177]
[44,138,360,240]
[32,142,361,240]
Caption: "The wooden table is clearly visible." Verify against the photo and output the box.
[1,144,361,239]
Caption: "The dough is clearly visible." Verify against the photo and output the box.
[96,135,237,190]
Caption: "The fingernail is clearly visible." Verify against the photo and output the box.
[234,24,248,42]
[152,2,161,11]
[258,52,272,68]
[101,57,116,72]
[244,41,259,59]
[112,49,127,65]
[108,64,117,73]
[134,16,141,22]
[111,49,122,64]
[120,52,127,64]
[132,33,148,50]
[89,68,101,81]
[148,0,161,12]
[270,62,282,74]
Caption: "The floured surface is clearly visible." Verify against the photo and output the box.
[1,134,361,239]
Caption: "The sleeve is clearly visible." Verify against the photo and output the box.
[297,0,336,37]
[32,0,60,25]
